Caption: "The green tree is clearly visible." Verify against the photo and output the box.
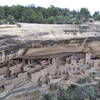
[0,5,97,24]
[21,8,36,22]
[7,15,16,24]
[0,6,5,19]
[46,16,55,24]
[93,11,100,20]
[47,5,59,17]
[77,8,91,22]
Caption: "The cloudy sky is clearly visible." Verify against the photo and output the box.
[0,0,99,14]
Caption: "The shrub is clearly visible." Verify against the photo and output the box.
[77,77,92,84]
[32,90,41,100]
[43,93,52,100]
[57,84,97,100]
[0,19,7,24]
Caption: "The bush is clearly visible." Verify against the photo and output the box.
[57,83,97,100]
[77,77,92,84]
[89,18,94,22]
[43,93,52,100]
[32,90,41,100]
[0,19,7,24]
[46,17,55,24]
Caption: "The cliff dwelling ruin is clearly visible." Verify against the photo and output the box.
[0,23,100,100]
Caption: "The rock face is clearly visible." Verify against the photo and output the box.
[0,23,100,100]
[0,23,100,51]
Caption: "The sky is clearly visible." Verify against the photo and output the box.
[0,0,99,14]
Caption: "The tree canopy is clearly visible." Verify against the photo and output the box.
[0,5,99,24]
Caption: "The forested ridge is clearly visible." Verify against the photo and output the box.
[0,5,100,24]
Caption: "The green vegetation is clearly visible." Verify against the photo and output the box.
[43,93,52,100]
[0,5,100,24]
[77,77,92,84]
[32,90,41,100]
[47,78,99,100]
[15,81,100,100]
[7,15,16,24]
[57,84,97,100]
